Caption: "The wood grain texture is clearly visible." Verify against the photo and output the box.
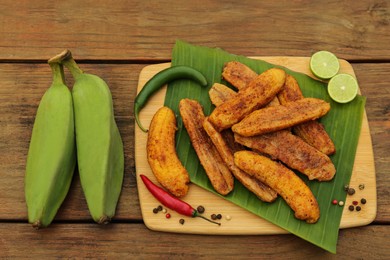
[0,223,388,258]
[1,0,389,61]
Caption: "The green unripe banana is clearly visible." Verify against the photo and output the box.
[59,50,124,224]
[25,61,76,229]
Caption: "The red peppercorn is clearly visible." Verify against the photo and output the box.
[332,199,338,205]
[166,213,171,219]
[352,200,358,206]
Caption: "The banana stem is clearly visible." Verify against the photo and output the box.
[48,62,66,86]
[48,49,83,79]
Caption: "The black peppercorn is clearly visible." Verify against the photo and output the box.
[347,188,356,195]
[356,206,361,211]
[197,205,205,214]
[348,205,355,211]
[211,214,217,220]
[157,205,163,211]
[179,219,185,225]
[153,208,159,214]
[361,198,367,204]
[216,214,222,219]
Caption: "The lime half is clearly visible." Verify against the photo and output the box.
[327,74,358,103]
[310,51,340,80]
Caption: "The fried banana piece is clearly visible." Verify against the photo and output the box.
[209,83,238,107]
[278,75,335,155]
[235,131,336,181]
[179,99,234,195]
[147,106,190,197]
[209,68,286,131]
[232,98,330,137]
[234,151,320,223]
[203,118,277,202]
[222,61,259,90]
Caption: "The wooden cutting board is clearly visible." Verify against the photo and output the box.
[134,57,376,234]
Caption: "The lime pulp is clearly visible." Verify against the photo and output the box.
[327,74,358,103]
[310,51,340,80]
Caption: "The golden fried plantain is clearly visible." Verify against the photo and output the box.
[203,118,277,202]
[232,98,330,137]
[234,151,320,223]
[179,99,234,195]
[209,83,238,107]
[222,61,259,90]
[147,106,190,197]
[278,75,335,155]
[235,131,336,181]
[209,68,286,131]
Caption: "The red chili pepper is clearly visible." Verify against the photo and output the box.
[140,174,220,225]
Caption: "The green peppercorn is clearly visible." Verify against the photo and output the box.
[197,205,205,214]
[361,198,367,204]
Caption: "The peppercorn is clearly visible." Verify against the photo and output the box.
[348,205,355,211]
[153,208,159,214]
[179,219,185,225]
[332,199,338,205]
[197,206,205,214]
[347,188,356,195]
[338,201,344,206]
[225,215,232,221]
[356,206,361,211]
[352,200,358,206]
[211,214,217,220]
[359,184,365,190]
[344,184,350,191]
[361,198,367,204]
[216,214,222,220]
[166,213,171,219]
[157,205,163,211]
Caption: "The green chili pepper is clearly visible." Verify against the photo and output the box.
[134,65,207,132]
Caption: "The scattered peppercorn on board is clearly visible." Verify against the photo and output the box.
[135,57,376,234]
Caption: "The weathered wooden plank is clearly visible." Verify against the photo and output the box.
[0,223,388,258]
[1,0,389,61]
[0,62,388,225]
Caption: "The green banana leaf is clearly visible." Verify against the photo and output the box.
[163,40,366,253]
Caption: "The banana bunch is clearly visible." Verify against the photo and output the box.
[25,50,124,228]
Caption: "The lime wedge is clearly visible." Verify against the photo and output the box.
[310,51,340,80]
[327,74,358,103]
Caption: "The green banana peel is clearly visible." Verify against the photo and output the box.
[59,50,124,224]
[25,61,76,229]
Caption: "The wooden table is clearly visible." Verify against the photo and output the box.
[1,1,388,258]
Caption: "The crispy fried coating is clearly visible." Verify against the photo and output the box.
[147,106,190,197]
[232,98,330,137]
[203,118,277,202]
[222,61,259,90]
[209,83,238,107]
[179,99,234,195]
[234,131,336,181]
[278,75,335,155]
[234,151,320,223]
[209,68,286,131]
